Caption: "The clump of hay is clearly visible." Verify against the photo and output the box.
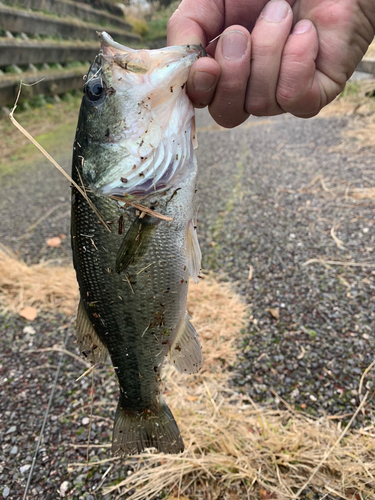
[0,244,78,315]
[0,246,374,499]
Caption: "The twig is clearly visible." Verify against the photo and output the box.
[76,363,97,382]
[110,195,173,221]
[28,347,91,367]
[302,258,375,268]
[9,81,111,232]
[95,464,114,492]
[86,367,95,464]
[330,226,345,250]
[16,203,69,239]
[69,456,119,467]
[359,360,375,397]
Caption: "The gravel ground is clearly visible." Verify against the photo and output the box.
[195,111,375,422]
[0,106,374,499]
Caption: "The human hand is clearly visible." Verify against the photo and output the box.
[167,0,375,127]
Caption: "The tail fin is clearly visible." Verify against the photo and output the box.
[112,397,184,455]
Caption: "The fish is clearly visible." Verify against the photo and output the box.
[71,31,205,455]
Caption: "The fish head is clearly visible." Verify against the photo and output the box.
[75,32,204,199]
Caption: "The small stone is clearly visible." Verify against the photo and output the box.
[2,486,10,498]
[23,326,36,335]
[20,464,31,473]
[60,481,69,498]
[82,417,90,425]
[290,388,299,398]
[10,445,18,455]
[73,474,86,485]
[6,425,16,434]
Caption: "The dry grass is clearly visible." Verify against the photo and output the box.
[0,247,374,499]
[0,244,77,315]
[299,174,375,201]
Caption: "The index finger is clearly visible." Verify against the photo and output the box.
[167,1,224,47]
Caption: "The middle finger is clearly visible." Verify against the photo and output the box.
[245,0,293,116]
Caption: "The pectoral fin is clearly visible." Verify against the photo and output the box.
[186,219,201,283]
[170,311,203,374]
[115,215,157,273]
[75,300,108,364]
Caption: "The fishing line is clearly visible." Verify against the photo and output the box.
[22,310,76,500]
[208,33,223,44]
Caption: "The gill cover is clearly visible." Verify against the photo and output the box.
[80,32,204,199]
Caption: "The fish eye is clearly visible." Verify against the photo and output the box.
[85,78,107,103]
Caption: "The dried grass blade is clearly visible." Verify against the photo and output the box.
[9,85,111,232]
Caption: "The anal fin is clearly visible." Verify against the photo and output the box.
[170,311,203,374]
[112,397,184,455]
[75,299,108,364]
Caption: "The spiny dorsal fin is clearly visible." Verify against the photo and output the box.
[115,215,158,274]
[76,300,108,364]
[112,396,184,455]
[186,219,201,283]
[170,311,203,374]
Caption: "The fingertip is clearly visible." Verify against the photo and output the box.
[290,18,314,36]
[186,58,220,108]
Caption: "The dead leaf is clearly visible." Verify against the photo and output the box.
[19,306,37,321]
[268,308,280,320]
[46,236,62,247]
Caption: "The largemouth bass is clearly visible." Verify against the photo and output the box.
[71,32,204,455]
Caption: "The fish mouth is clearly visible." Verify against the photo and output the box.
[98,31,206,70]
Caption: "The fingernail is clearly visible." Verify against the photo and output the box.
[193,71,217,92]
[292,19,312,34]
[262,0,290,23]
[222,30,248,60]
